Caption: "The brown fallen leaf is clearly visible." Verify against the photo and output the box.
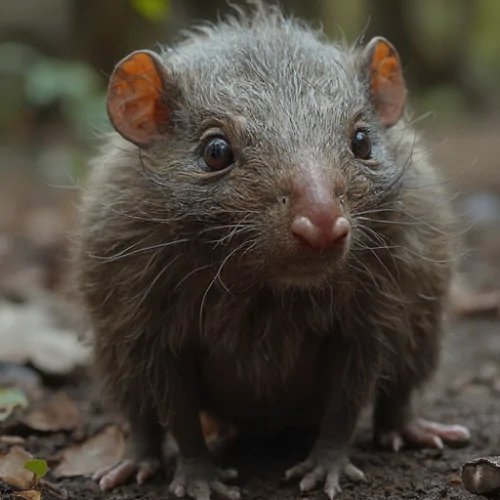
[449,274,500,318]
[452,291,500,317]
[21,392,82,433]
[14,490,41,500]
[0,436,26,445]
[53,425,126,478]
[0,446,34,490]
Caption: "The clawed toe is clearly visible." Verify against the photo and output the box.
[284,458,314,481]
[285,454,365,499]
[93,458,160,491]
[170,461,240,500]
[324,474,342,500]
[299,465,325,492]
[343,462,366,482]
[378,418,471,452]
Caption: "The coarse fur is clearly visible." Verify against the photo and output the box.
[72,0,459,488]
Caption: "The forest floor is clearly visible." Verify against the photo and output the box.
[0,118,499,500]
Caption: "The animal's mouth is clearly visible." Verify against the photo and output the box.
[272,251,345,287]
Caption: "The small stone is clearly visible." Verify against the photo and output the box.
[450,371,474,393]
[461,455,500,496]
[462,383,491,396]
[422,448,444,459]
[477,363,499,384]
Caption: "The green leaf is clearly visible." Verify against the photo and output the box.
[0,388,28,407]
[23,459,48,479]
[0,388,28,422]
[131,0,170,22]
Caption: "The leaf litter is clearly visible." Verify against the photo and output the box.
[21,392,82,433]
[0,446,35,490]
[53,425,126,478]
[0,155,499,500]
[0,446,68,499]
[0,299,90,376]
[0,388,28,422]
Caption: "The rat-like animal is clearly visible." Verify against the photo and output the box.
[73,3,470,499]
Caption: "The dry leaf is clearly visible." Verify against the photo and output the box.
[53,425,126,478]
[22,392,82,432]
[0,446,34,490]
[449,274,500,318]
[14,490,41,500]
[0,300,90,375]
[0,436,26,445]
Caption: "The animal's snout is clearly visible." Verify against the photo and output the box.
[288,163,350,254]
[291,213,350,253]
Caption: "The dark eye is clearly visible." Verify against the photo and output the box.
[201,137,234,171]
[351,129,372,160]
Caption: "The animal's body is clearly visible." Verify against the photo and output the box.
[73,3,470,499]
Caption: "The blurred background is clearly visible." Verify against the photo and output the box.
[0,0,499,294]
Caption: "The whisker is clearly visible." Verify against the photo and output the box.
[135,255,182,309]
[87,230,160,261]
[215,240,254,293]
[199,240,253,336]
[89,238,189,262]
[173,264,212,294]
[353,240,401,293]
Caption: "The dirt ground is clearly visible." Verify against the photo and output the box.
[0,118,499,500]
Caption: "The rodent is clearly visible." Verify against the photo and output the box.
[73,2,470,499]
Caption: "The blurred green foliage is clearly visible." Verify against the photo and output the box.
[0,42,109,140]
[470,0,500,82]
[0,387,28,422]
[131,0,171,22]
[0,0,498,182]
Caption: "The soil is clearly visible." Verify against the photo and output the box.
[0,118,499,500]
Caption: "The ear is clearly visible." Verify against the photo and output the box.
[362,37,407,128]
[107,50,173,147]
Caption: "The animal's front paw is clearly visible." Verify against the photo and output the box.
[376,418,471,452]
[170,458,240,500]
[93,457,160,490]
[284,451,366,500]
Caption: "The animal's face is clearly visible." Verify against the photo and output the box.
[105,8,408,289]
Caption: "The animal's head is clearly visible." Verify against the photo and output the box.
[105,8,408,289]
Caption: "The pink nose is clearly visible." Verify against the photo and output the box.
[291,212,350,253]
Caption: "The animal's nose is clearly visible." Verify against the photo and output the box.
[291,212,350,253]
[288,161,350,254]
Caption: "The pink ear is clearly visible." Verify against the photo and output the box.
[363,37,407,127]
[107,50,171,146]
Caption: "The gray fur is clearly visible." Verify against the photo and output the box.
[72,0,459,493]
